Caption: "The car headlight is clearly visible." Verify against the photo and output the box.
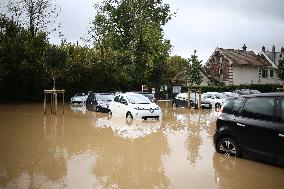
[99,103,107,108]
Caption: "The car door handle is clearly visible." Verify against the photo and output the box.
[237,123,246,127]
[279,134,284,138]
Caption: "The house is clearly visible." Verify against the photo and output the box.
[259,45,284,79]
[172,67,212,86]
[205,44,283,85]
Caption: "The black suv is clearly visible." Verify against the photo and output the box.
[214,93,284,167]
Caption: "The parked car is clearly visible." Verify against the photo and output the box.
[172,92,199,108]
[233,89,261,95]
[70,92,89,104]
[109,92,162,121]
[86,92,114,112]
[223,92,239,97]
[214,93,284,167]
[202,92,227,109]
[200,97,213,109]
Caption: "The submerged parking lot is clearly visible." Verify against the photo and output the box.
[0,102,284,189]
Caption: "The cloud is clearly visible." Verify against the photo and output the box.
[163,0,284,61]
[47,0,284,62]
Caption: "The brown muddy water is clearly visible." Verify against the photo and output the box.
[0,102,284,189]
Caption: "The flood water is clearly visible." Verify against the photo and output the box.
[0,102,284,189]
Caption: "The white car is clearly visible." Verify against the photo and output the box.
[202,92,227,108]
[70,93,89,104]
[109,92,162,121]
[223,92,239,97]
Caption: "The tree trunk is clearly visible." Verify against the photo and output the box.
[52,76,56,89]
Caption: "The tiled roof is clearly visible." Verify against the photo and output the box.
[216,48,269,66]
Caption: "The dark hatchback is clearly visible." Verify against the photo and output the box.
[214,93,284,167]
[86,93,114,113]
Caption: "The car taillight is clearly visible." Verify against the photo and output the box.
[217,107,223,117]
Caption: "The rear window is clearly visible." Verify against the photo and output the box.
[223,98,242,114]
[241,97,275,121]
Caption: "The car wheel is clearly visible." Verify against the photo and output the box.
[216,137,241,157]
[126,112,133,123]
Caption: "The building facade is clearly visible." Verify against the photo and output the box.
[205,45,283,85]
[172,68,212,86]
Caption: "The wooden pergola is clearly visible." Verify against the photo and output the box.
[188,88,202,110]
[44,89,65,114]
[277,85,284,92]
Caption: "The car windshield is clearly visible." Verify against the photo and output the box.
[215,93,226,99]
[127,94,151,104]
[203,94,213,99]
[142,93,153,98]
[97,94,114,102]
[176,93,187,98]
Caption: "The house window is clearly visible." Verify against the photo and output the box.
[218,68,223,75]
[261,69,274,78]
[280,54,283,58]
[262,70,268,78]
[270,70,274,78]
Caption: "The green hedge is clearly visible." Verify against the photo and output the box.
[184,84,283,93]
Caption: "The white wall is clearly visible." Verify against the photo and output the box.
[232,65,283,85]
[200,72,210,86]
[232,66,260,85]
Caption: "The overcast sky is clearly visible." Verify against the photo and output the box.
[49,0,284,62]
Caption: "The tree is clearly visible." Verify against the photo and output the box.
[0,15,49,101]
[186,51,203,86]
[6,0,60,36]
[93,0,172,88]
[164,55,189,83]
[44,45,67,89]
[277,59,284,81]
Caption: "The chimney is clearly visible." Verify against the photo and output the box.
[242,44,247,51]
[272,45,276,63]
[262,46,265,52]
[281,47,284,53]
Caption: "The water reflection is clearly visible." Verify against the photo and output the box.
[0,103,284,189]
[70,104,86,114]
[161,107,218,188]
[213,152,284,189]
[94,114,162,140]
[0,113,67,188]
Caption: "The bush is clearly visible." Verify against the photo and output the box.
[183,84,282,93]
